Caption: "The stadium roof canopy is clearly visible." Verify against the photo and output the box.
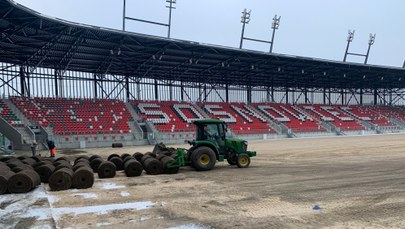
[1,0,404,90]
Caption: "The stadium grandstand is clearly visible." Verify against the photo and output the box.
[1,0,405,150]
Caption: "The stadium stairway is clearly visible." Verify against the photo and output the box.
[0,99,35,150]
[124,102,148,144]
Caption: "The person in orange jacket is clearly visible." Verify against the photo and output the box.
[47,139,56,158]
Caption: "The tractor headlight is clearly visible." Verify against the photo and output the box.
[243,141,248,152]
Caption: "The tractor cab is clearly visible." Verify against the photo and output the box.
[195,119,226,141]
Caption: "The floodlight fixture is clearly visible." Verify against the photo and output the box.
[241,8,251,24]
[272,15,281,30]
[368,33,376,45]
[347,30,355,42]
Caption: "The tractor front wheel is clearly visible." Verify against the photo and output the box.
[191,146,216,171]
[236,154,250,168]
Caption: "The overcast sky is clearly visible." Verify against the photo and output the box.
[14,0,405,68]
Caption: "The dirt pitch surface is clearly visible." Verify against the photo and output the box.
[2,134,405,229]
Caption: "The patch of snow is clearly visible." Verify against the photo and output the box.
[29,225,54,229]
[96,222,112,227]
[140,215,152,221]
[100,182,125,190]
[120,191,130,197]
[72,193,97,199]
[166,224,212,229]
[0,185,54,221]
[24,208,51,220]
[51,201,155,220]
[30,185,59,204]
[47,195,60,204]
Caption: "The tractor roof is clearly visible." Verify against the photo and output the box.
[193,119,225,125]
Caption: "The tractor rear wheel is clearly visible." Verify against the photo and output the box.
[236,154,250,168]
[191,146,216,171]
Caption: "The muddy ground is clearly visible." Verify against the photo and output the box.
[1,134,405,229]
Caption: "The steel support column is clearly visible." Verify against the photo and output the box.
[180,81,184,101]
[154,80,158,100]
[225,84,229,102]
[55,70,59,97]
[341,88,345,105]
[19,66,25,96]
[247,86,252,103]
[125,75,130,102]
[374,88,378,105]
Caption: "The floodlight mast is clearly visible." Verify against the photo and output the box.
[343,30,355,62]
[269,14,281,53]
[239,8,251,49]
[166,0,176,38]
[122,0,176,38]
[364,33,376,64]
[343,30,376,64]
[239,9,280,53]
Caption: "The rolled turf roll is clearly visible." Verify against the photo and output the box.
[144,152,156,158]
[120,153,131,160]
[112,143,123,148]
[54,157,69,163]
[54,164,72,172]
[35,164,55,183]
[54,160,72,169]
[8,170,40,193]
[74,158,90,166]
[22,158,37,167]
[143,157,162,175]
[0,157,13,162]
[97,161,116,179]
[156,154,166,161]
[34,160,53,168]
[107,154,120,161]
[89,155,102,162]
[30,156,42,162]
[12,165,34,173]
[108,157,123,171]
[140,154,155,165]
[122,156,135,164]
[0,171,15,195]
[48,168,74,191]
[124,158,143,177]
[72,167,94,189]
[90,158,103,173]
[160,156,179,174]
[0,163,11,172]
[132,152,144,163]
[7,160,25,169]
[72,162,91,172]
[74,156,90,164]
[17,156,29,160]
[42,157,55,163]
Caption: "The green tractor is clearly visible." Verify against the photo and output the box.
[161,119,256,172]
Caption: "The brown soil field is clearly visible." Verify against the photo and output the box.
[2,134,405,229]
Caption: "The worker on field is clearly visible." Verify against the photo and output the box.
[30,140,37,156]
[47,139,56,158]
[202,125,211,140]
